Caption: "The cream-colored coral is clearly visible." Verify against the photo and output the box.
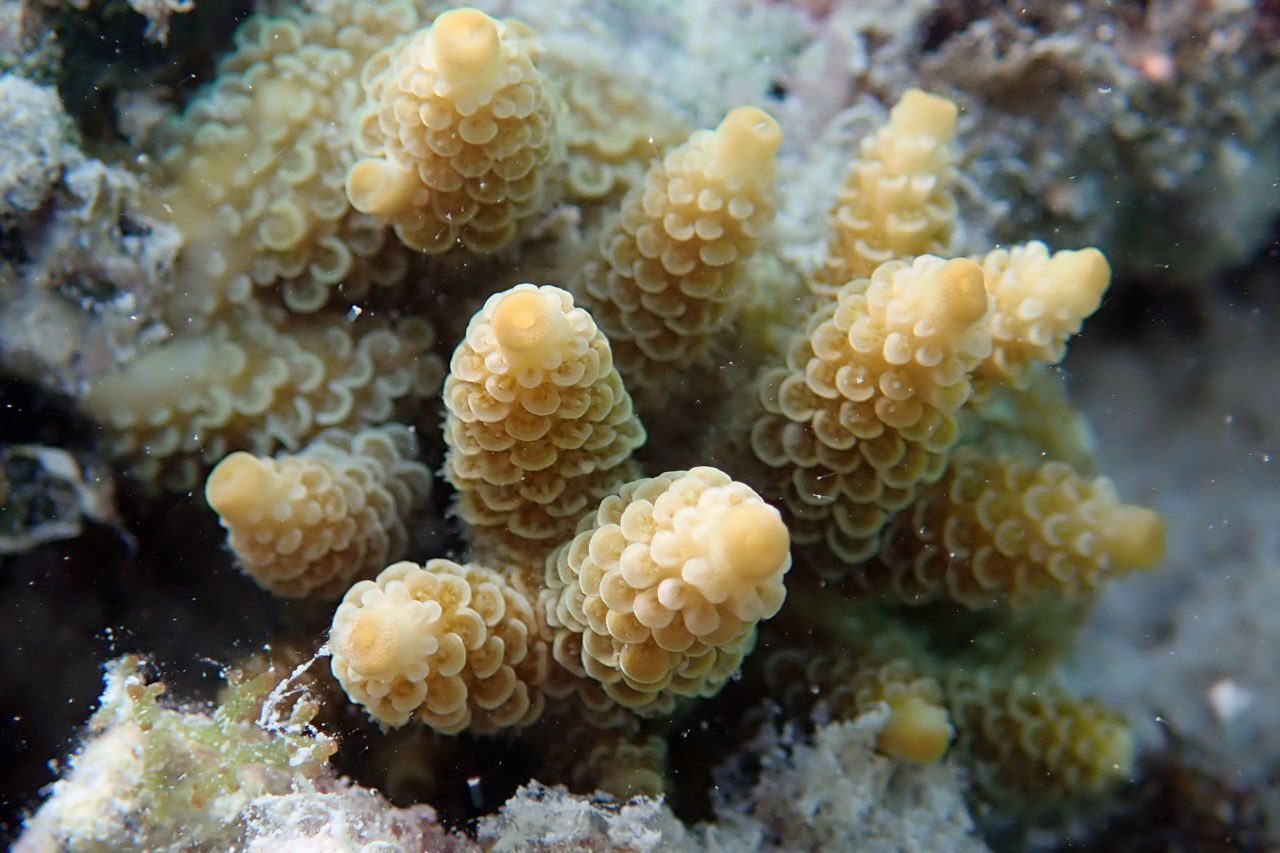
[975,241,1111,389]
[756,602,952,764]
[751,256,991,567]
[541,50,689,204]
[329,559,548,733]
[575,106,782,403]
[841,658,953,763]
[81,308,442,490]
[154,0,422,316]
[811,88,959,298]
[547,467,790,714]
[204,425,432,598]
[347,8,565,254]
[873,448,1164,608]
[443,283,646,569]
[947,671,1135,799]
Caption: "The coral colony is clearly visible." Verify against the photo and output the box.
[20,3,1170,849]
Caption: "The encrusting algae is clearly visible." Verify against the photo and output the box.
[63,1,1168,835]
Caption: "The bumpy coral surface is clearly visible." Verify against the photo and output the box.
[547,467,790,714]
[329,559,547,733]
[874,448,1165,609]
[81,309,442,489]
[810,88,959,298]
[948,670,1135,800]
[205,425,433,598]
[154,0,424,316]
[443,283,646,569]
[31,4,1177,844]
[753,256,992,566]
[348,8,565,253]
[575,106,782,405]
[975,242,1111,390]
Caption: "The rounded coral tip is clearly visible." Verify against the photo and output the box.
[891,88,959,137]
[1053,246,1111,316]
[707,503,790,587]
[430,8,503,90]
[879,694,954,763]
[205,451,271,522]
[1103,505,1165,570]
[715,106,782,166]
[710,106,782,186]
[346,158,417,217]
[490,287,564,360]
[929,257,988,332]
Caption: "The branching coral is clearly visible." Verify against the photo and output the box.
[46,7,1172,841]
[810,88,960,298]
[872,448,1164,609]
[205,425,433,598]
[752,255,992,567]
[80,308,442,490]
[546,467,790,714]
[329,559,548,733]
[573,106,783,407]
[153,0,424,316]
[975,241,1111,391]
[947,670,1135,801]
[443,282,646,570]
[347,7,566,254]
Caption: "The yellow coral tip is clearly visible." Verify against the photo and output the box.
[879,694,954,763]
[1055,247,1112,315]
[891,89,959,137]
[430,8,502,85]
[205,452,268,519]
[346,158,417,217]
[491,287,561,357]
[1104,505,1165,570]
[714,106,783,175]
[709,503,790,584]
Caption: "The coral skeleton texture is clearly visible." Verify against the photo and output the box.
[13,1,1189,848]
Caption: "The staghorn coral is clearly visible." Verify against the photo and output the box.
[347,7,566,254]
[205,425,433,598]
[751,255,992,567]
[947,669,1136,803]
[974,242,1111,392]
[153,0,423,317]
[329,558,548,734]
[17,6,1187,845]
[574,105,783,407]
[871,448,1165,609]
[443,282,646,570]
[809,87,959,299]
[546,466,790,714]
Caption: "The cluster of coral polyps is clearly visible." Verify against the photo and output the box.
[77,2,1165,822]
